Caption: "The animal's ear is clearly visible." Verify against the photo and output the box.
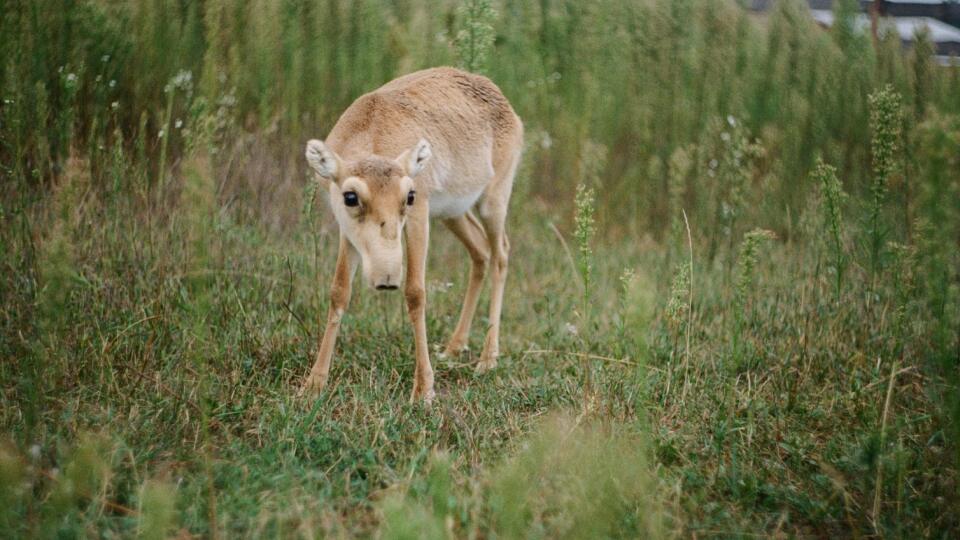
[305,139,342,182]
[397,139,432,178]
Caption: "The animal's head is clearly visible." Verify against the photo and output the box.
[305,138,432,290]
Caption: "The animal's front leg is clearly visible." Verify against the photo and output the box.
[404,207,435,404]
[300,235,358,397]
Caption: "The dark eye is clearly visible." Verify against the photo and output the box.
[406,190,416,206]
[343,191,359,207]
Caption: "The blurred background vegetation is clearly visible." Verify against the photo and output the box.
[1,0,959,537]
[3,0,958,234]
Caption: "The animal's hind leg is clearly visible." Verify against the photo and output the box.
[442,211,490,357]
[476,146,520,373]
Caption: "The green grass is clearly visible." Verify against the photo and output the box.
[2,171,957,536]
[2,0,960,537]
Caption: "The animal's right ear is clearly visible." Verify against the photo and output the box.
[305,139,342,182]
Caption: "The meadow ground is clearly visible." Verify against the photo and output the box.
[2,0,959,538]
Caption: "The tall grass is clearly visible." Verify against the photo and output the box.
[3,0,958,234]
[455,0,497,73]
[867,84,902,277]
[812,158,847,300]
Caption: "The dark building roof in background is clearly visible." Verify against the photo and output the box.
[750,1,960,27]
[748,0,833,9]
[869,1,960,28]
[749,0,960,64]
[811,10,960,61]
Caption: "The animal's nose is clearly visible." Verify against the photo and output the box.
[375,275,398,291]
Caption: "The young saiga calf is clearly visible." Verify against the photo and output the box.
[300,67,523,403]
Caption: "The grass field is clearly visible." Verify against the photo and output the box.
[2,0,959,537]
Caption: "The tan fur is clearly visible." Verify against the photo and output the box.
[300,67,523,403]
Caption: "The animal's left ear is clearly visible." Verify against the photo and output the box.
[397,139,432,178]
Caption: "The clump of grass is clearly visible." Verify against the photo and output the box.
[573,140,606,308]
[701,115,764,259]
[665,264,690,334]
[41,433,118,538]
[619,267,657,356]
[887,240,918,350]
[812,158,847,300]
[57,68,81,163]
[36,153,91,335]
[734,228,776,314]
[0,441,26,532]
[455,0,497,73]
[378,452,453,540]
[486,414,664,539]
[302,173,320,224]
[667,145,693,247]
[665,256,694,399]
[0,433,177,538]
[137,478,178,540]
[157,70,195,197]
[731,228,775,369]
[867,85,902,277]
[573,180,598,403]
[574,182,596,306]
[910,27,934,120]
[380,492,446,540]
[424,452,455,526]
[375,416,665,539]
[32,81,53,181]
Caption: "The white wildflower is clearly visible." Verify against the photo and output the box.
[540,132,553,149]
[165,69,193,94]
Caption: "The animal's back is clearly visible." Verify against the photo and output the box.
[326,67,523,213]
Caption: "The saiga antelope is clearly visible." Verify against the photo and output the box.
[300,67,523,403]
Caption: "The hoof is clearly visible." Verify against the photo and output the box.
[298,374,326,398]
[475,358,498,374]
[442,340,469,358]
[410,386,436,405]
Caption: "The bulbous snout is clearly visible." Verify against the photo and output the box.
[369,264,402,290]
[362,245,404,291]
